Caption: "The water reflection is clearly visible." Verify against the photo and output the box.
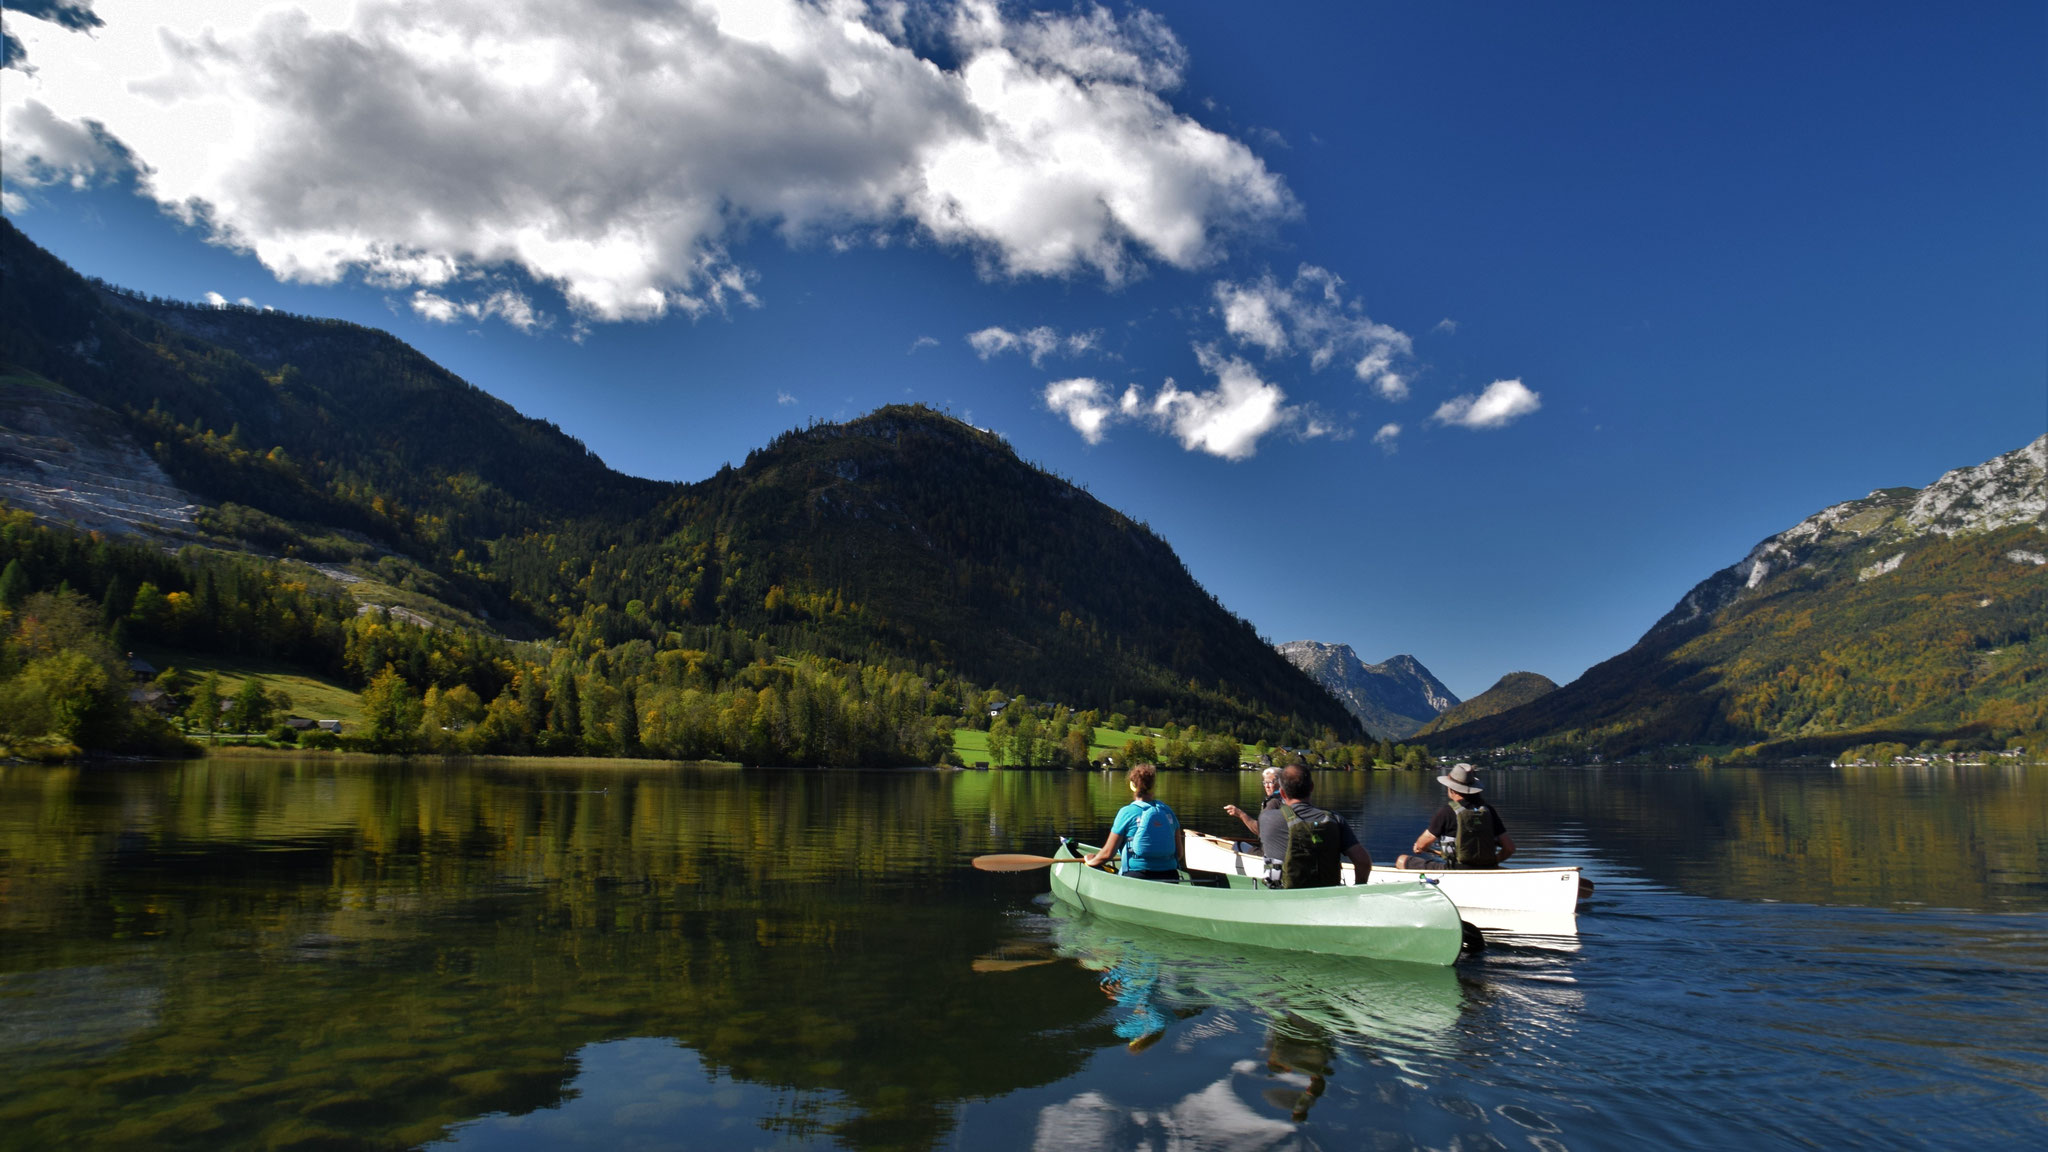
[1259,1017,1333,1123]
[432,1036,851,1151]
[1042,905,1465,1058]
[1467,762,2048,911]
[0,760,1124,1150]
[1,758,2043,1151]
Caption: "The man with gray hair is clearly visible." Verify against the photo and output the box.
[1223,765,1282,840]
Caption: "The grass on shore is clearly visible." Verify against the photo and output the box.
[131,646,363,727]
[951,725,1263,768]
[954,726,1129,767]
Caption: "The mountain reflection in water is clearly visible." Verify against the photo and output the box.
[1,758,2043,1151]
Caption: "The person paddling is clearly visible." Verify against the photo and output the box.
[1398,763,1516,869]
[1084,763,1185,881]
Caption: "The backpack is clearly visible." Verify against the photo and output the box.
[1276,804,1343,889]
[1121,800,1179,871]
[1451,801,1498,867]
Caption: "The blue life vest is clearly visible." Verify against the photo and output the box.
[1121,799,1180,873]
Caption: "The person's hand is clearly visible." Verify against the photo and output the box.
[1224,804,1241,817]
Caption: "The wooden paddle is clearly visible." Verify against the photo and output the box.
[971,853,1094,872]
[970,956,1061,972]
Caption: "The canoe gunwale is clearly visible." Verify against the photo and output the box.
[1182,830,1584,936]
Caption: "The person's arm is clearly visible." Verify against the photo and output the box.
[1223,803,1259,834]
[1256,808,1282,861]
[1410,829,1439,859]
[1495,832,1516,863]
[1084,832,1124,867]
[1344,842,1372,883]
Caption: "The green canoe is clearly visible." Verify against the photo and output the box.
[1046,842,1466,967]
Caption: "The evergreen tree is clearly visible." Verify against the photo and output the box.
[186,673,223,735]
[0,559,28,608]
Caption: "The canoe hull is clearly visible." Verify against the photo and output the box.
[1047,843,1465,966]
[1183,830,1583,936]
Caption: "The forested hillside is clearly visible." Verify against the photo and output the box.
[0,220,1358,762]
[1416,672,1557,736]
[1426,437,2048,759]
[619,410,1357,736]
[0,221,667,549]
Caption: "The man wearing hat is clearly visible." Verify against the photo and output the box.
[1397,763,1516,870]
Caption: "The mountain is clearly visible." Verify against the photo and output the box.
[1425,435,2048,758]
[0,218,667,539]
[545,408,1361,737]
[0,218,1356,747]
[1416,672,1557,736]
[1275,641,1457,739]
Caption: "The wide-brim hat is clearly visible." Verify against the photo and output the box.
[1436,763,1483,794]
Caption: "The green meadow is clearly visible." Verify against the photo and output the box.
[950,725,1261,769]
[133,647,364,728]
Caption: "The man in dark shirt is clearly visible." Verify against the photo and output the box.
[1398,763,1516,869]
[1257,765,1373,886]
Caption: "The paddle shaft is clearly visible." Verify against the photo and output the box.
[971,852,1098,872]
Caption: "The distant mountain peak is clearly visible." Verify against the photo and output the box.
[1650,434,2046,640]
[1426,433,2048,757]
[1276,640,1458,740]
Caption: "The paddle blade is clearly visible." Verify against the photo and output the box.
[971,957,1060,973]
[972,853,1061,872]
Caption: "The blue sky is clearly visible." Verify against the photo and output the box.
[4,1,2043,699]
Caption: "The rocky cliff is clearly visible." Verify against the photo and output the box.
[1275,641,1458,739]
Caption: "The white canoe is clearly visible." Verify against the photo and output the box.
[1183,829,1588,936]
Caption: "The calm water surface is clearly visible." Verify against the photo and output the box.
[1,759,2043,1151]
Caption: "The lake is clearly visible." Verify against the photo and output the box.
[2,758,2043,1151]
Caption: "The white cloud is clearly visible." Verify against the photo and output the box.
[1432,378,1541,429]
[1296,408,1343,440]
[0,95,125,205]
[1433,317,1457,334]
[1152,353,1285,459]
[1212,264,1412,400]
[908,335,939,354]
[1373,422,1400,450]
[1046,349,1318,459]
[409,287,543,331]
[3,0,1289,322]
[1043,377,1116,444]
[409,292,461,325]
[969,324,1099,366]
[776,390,797,406]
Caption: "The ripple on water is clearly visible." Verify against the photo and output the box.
[3,760,2046,1151]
